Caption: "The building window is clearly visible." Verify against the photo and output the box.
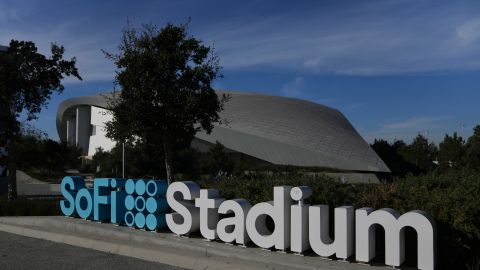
[90,125,96,136]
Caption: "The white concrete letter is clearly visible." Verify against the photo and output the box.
[217,199,251,245]
[309,205,354,259]
[246,186,293,250]
[290,186,311,254]
[166,181,200,235]
[195,189,225,240]
[355,208,437,270]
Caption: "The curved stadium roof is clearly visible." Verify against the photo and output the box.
[57,91,390,173]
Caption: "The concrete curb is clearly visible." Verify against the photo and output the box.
[0,217,374,270]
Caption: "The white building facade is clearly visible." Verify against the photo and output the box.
[58,101,115,157]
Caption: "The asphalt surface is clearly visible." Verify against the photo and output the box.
[0,231,185,270]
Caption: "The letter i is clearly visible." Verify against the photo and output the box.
[110,178,126,224]
[290,186,312,254]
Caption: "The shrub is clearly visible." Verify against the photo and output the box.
[0,196,60,216]
[195,171,480,270]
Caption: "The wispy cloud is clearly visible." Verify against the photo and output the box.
[382,117,452,131]
[314,98,336,105]
[202,0,480,75]
[1,0,480,82]
[362,116,454,142]
[0,1,118,83]
[281,77,304,97]
[345,103,365,111]
[0,23,117,83]
[456,18,480,45]
[0,1,26,24]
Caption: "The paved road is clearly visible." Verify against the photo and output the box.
[0,231,185,270]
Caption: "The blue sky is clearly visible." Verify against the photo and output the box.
[1,0,480,143]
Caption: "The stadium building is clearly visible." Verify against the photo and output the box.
[56,91,390,182]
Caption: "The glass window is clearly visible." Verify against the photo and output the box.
[90,124,96,136]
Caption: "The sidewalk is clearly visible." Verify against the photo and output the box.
[0,216,375,270]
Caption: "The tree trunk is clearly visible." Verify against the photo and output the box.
[7,137,17,201]
[2,101,17,201]
[163,136,174,185]
[0,138,7,196]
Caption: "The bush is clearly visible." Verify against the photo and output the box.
[0,196,60,216]
[194,171,480,270]
[6,165,477,268]
[16,135,82,181]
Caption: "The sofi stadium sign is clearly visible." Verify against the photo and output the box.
[60,177,437,270]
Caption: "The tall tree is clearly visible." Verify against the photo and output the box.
[204,142,235,177]
[0,40,81,200]
[465,125,480,170]
[438,132,465,170]
[371,139,417,177]
[399,134,437,174]
[104,23,227,184]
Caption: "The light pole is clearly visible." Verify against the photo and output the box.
[122,141,125,178]
[112,87,125,179]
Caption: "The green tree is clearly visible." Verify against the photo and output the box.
[15,132,82,180]
[92,147,116,177]
[465,125,480,170]
[104,23,227,184]
[0,40,81,200]
[15,134,43,170]
[438,132,465,170]
[371,139,417,177]
[204,142,235,177]
[400,134,437,174]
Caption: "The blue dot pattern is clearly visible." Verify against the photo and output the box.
[124,179,168,230]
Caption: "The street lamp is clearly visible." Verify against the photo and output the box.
[112,87,125,179]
